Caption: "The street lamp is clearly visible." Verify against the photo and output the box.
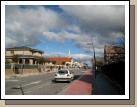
[87,42,96,78]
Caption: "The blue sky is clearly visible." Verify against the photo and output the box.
[34,39,84,55]
[5,5,125,65]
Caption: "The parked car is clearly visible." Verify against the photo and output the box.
[54,69,74,82]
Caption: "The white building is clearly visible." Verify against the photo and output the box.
[5,46,44,65]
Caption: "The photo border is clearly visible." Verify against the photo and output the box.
[1,0,132,103]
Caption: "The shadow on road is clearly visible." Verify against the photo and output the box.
[74,75,81,80]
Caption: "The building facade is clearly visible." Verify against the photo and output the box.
[5,46,44,65]
[46,57,73,66]
[104,45,125,64]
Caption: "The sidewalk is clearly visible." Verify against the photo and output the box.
[93,71,124,95]
[62,69,94,95]
[59,70,124,95]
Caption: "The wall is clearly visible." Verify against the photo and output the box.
[6,50,33,56]
[33,52,42,57]
[5,68,40,79]
[5,51,13,56]
[23,50,32,55]
[101,61,125,94]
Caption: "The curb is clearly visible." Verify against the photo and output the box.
[59,70,93,95]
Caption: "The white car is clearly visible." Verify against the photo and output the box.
[54,69,74,82]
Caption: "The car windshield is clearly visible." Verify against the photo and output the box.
[58,70,68,74]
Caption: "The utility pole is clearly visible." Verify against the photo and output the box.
[87,42,96,78]
[87,41,97,94]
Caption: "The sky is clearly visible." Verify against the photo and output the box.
[5,5,125,65]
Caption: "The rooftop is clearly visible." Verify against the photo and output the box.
[6,46,44,53]
[47,57,72,62]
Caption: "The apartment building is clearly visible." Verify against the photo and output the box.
[104,45,125,64]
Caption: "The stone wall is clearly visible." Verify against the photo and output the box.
[5,68,39,78]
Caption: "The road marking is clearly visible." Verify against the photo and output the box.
[24,90,33,94]
[23,80,41,87]
[6,80,19,82]
[36,81,52,89]
[23,81,52,94]
[37,85,45,89]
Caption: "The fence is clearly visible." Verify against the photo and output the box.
[5,64,38,69]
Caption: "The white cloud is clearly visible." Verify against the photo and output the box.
[71,53,91,59]
[44,51,66,57]
[59,5,125,55]
[5,36,17,47]
[5,5,125,57]
[43,30,79,42]
[60,5,125,35]
[60,5,125,47]
[5,5,66,47]
[66,25,81,33]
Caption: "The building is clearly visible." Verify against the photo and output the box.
[46,57,73,66]
[5,46,44,65]
[104,45,125,64]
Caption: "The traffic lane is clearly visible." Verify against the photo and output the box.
[23,69,84,95]
[5,69,84,95]
[20,69,83,89]
[6,68,83,89]
[24,81,69,95]
[6,72,55,88]
[6,68,83,87]
[5,72,56,95]
[5,69,83,91]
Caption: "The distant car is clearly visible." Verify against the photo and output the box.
[54,69,74,82]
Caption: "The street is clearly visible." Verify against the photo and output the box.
[5,69,84,95]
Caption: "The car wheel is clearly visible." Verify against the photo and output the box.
[67,79,71,83]
[72,77,74,80]
[70,77,73,81]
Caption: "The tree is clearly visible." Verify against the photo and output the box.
[5,59,12,64]
[38,57,46,64]
[12,55,19,63]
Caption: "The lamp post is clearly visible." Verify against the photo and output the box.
[87,42,96,78]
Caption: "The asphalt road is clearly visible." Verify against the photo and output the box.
[5,68,84,95]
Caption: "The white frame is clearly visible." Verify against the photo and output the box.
[1,1,129,99]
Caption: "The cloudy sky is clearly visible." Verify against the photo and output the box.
[5,5,125,65]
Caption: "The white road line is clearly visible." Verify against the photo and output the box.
[23,80,41,87]
[6,80,19,82]
[36,81,52,89]
[23,81,52,94]
[24,90,33,94]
